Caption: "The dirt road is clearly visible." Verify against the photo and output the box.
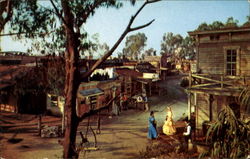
[0,75,187,159]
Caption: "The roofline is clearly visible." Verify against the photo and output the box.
[188,27,250,36]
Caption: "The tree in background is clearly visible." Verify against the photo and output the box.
[209,21,225,30]
[160,32,183,55]
[145,47,156,56]
[123,32,147,60]
[224,17,239,28]
[243,16,250,27]
[196,17,243,31]
[179,36,195,59]
[81,34,110,58]
[160,32,195,60]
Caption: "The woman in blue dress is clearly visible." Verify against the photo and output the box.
[148,111,158,139]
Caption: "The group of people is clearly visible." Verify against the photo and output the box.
[147,107,192,144]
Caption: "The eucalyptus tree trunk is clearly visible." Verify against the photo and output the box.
[61,1,80,158]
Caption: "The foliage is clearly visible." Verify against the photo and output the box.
[238,86,250,115]
[9,1,54,39]
[160,32,183,55]
[196,17,242,31]
[3,0,122,55]
[160,32,195,59]
[224,17,239,28]
[243,16,250,27]
[144,48,156,56]
[199,106,250,159]
[179,36,195,59]
[11,57,65,97]
[12,66,47,96]
[45,56,65,96]
[123,32,147,60]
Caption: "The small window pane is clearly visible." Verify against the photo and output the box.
[232,70,236,76]
[232,56,236,62]
[232,50,237,55]
[226,49,237,76]
[232,64,236,69]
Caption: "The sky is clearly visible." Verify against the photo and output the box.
[1,0,249,56]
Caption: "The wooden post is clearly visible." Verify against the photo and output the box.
[38,114,42,136]
[221,76,224,88]
[141,82,144,93]
[112,86,118,115]
[188,93,191,120]
[62,104,65,135]
[189,71,192,88]
[209,95,214,121]
[194,92,197,140]
[149,83,151,97]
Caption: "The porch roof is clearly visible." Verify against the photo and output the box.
[187,86,242,96]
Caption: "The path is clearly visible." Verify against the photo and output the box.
[0,75,187,159]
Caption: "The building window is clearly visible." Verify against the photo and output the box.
[226,49,237,76]
[210,35,220,41]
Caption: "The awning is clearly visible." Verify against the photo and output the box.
[79,88,104,97]
[135,78,152,84]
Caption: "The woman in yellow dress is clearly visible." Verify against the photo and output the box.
[163,107,176,135]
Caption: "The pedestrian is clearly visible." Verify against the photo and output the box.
[148,111,158,139]
[142,93,149,111]
[183,120,192,151]
[120,93,128,110]
[162,106,176,135]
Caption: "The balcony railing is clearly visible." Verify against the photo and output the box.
[188,73,249,90]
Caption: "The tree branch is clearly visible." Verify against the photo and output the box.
[0,30,56,37]
[129,19,155,32]
[81,0,158,80]
[50,0,73,33]
[77,1,103,28]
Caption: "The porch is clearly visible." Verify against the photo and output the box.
[186,73,250,135]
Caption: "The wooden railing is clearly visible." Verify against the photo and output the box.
[189,73,249,89]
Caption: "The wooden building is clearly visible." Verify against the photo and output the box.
[0,56,47,114]
[187,27,250,133]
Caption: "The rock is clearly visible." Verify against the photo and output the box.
[41,125,62,138]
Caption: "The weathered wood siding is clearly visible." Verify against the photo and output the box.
[199,44,224,74]
[196,93,209,129]
[197,31,250,76]
[240,43,250,75]
[196,94,227,129]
